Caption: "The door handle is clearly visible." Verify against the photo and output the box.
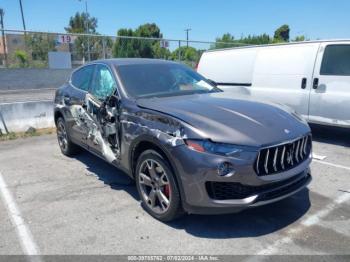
[301,78,307,89]
[313,78,319,89]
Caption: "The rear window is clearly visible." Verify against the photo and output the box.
[320,45,350,76]
[71,65,94,91]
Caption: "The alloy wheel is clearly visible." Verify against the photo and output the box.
[138,159,171,214]
[57,121,68,151]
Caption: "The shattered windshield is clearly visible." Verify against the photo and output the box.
[116,63,221,98]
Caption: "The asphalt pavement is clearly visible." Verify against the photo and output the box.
[0,125,349,257]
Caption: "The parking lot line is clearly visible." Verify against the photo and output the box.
[302,191,350,226]
[313,159,350,171]
[253,190,350,256]
[312,153,327,160]
[0,171,40,256]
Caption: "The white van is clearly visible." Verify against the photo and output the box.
[197,40,350,128]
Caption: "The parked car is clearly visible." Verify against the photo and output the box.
[197,40,350,128]
[54,59,312,221]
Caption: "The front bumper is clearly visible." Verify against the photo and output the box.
[169,144,312,215]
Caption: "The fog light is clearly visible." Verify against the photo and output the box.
[217,162,235,177]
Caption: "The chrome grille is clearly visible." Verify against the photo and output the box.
[255,135,311,176]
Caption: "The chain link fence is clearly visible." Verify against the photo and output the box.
[0,29,248,69]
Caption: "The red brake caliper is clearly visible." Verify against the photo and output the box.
[164,184,171,198]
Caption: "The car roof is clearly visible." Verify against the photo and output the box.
[88,58,178,67]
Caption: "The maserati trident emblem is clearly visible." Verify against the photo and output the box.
[284,129,290,134]
[286,147,294,164]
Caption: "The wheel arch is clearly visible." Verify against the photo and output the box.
[129,135,185,202]
[54,109,64,125]
[130,135,172,177]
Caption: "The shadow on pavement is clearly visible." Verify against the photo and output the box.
[310,124,350,147]
[167,188,310,238]
[74,149,311,239]
[74,150,139,201]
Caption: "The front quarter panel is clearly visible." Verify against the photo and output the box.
[118,101,205,176]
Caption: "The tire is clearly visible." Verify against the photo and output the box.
[135,149,183,222]
[56,117,80,156]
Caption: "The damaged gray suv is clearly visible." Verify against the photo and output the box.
[54,59,312,221]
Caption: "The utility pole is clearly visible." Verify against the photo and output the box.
[0,8,7,67]
[185,28,191,48]
[19,0,26,31]
[85,1,91,61]
[18,0,28,63]
[79,0,91,61]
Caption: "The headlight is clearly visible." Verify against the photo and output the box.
[185,140,243,156]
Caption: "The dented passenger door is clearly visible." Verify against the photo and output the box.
[68,64,95,144]
[84,64,121,163]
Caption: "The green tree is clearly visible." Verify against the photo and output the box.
[135,23,163,58]
[13,50,28,67]
[171,46,201,67]
[25,33,56,61]
[65,12,97,34]
[274,24,290,42]
[65,12,110,61]
[112,23,168,59]
[211,33,271,50]
[113,29,138,58]
[293,35,307,42]
[82,34,113,60]
[135,23,162,38]
[153,42,172,59]
[211,33,237,49]
[240,34,271,45]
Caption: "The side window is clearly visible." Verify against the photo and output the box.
[90,65,117,100]
[320,45,350,76]
[71,65,94,91]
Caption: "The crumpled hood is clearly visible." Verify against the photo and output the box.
[137,92,310,147]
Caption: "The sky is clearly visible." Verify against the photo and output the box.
[0,0,349,43]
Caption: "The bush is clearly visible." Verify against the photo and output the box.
[14,50,28,68]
